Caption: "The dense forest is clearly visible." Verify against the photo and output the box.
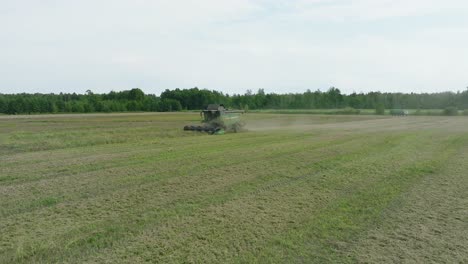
[1,87,468,114]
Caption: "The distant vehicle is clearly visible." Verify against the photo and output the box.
[184,104,245,134]
[390,109,409,116]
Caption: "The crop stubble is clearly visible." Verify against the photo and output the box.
[0,113,467,263]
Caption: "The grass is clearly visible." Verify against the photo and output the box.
[1,113,467,263]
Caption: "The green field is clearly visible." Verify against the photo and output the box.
[1,113,467,263]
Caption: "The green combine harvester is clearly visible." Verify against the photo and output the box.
[184,104,245,134]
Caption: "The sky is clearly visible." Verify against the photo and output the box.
[1,0,468,95]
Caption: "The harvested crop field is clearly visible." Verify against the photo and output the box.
[1,113,467,263]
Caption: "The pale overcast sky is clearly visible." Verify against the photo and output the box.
[1,0,468,95]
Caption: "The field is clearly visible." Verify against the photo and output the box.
[1,113,467,263]
[251,108,465,116]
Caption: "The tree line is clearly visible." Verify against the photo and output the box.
[1,87,468,114]
[0,89,182,114]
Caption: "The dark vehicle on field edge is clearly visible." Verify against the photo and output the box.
[390,109,409,116]
[184,104,245,134]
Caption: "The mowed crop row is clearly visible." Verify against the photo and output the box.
[1,113,467,263]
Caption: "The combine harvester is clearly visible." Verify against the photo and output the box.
[184,104,245,135]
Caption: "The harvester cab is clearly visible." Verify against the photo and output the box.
[184,104,245,134]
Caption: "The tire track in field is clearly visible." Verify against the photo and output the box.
[1,132,394,262]
[352,136,468,263]
[78,133,422,263]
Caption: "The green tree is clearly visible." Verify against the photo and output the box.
[129,88,145,101]
[443,106,458,116]
[375,103,385,115]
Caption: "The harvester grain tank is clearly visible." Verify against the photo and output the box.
[183,104,245,134]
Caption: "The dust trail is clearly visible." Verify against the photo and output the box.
[244,114,384,132]
[245,114,468,133]
[245,114,317,132]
